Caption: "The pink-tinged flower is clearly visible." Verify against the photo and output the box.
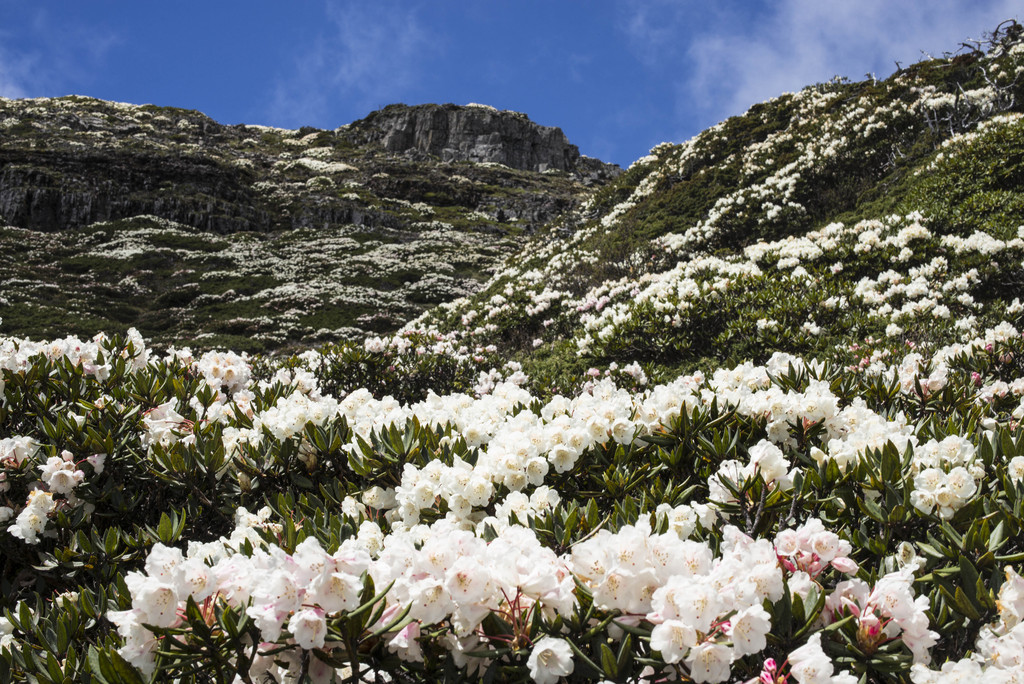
[387,621,423,662]
[809,531,842,562]
[39,455,85,495]
[445,556,492,605]
[312,571,363,613]
[774,529,800,557]
[288,607,326,649]
[0,436,38,465]
[407,576,453,625]
[527,637,574,684]
[86,453,106,474]
[246,568,302,642]
[830,556,859,574]
[9,489,55,544]
[856,609,886,652]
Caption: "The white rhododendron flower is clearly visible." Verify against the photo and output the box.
[786,633,858,684]
[729,604,772,656]
[0,436,38,466]
[287,608,327,650]
[38,451,84,495]
[686,641,732,683]
[8,489,55,544]
[527,637,574,684]
[0,615,14,650]
[775,518,857,577]
[649,619,698,663]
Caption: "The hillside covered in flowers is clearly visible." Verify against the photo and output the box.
[3,21,1024,684]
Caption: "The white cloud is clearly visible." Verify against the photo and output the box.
[268,1,433,127]
[685,0,1022,123]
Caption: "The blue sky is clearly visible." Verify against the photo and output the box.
[1,1,1019,168]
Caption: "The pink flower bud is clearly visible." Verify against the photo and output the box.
[830,556,859,574]
[759,658,778,684]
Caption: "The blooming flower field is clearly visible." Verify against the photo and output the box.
[1,321,1023,683]
[4,20,1024,684]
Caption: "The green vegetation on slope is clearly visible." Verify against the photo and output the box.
[410,22,1024,389]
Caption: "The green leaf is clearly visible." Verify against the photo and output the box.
[857,495,884,523]
[585,499,599,528]
[958,556,980,595]
[940,585,982,622]
[564,638,603,678]
[44,652,63,684]
[104,528,120,556]
[156,512,174,543]
[107,650,147,684]
[600,642,618,678]
[87,648,111,684]
[616,633,633,675]
[81,590,97,620]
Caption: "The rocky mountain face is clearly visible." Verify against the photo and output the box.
[349,103,609,177]
[0,97,619,350]
[0,99,618,234]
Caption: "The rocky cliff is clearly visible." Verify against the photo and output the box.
[0,96,620,351]
[349,103,601,175]
[0,99,618,234]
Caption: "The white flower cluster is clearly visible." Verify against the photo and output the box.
[8,489,55,544]
[910,567,1024,683]
[783,633,858,684]
[119,502,916,683]
[577,522,783,679]
[911,467,978,520]
[569,204,1020,359]
[575,255,761,354]
[0,436,38,472]
[195,349,251,394]
[111,514,578,679]
[278,157,358,175]
[657,85,919,254]
[824,560,939,663]
[120,499,935,683]
[0,327,151,380]
[2,436,103,543]
[38,450,84,496]
[775,518,858,578]
[709,439,794,503]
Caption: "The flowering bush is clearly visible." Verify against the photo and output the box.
[0,320,1023,682]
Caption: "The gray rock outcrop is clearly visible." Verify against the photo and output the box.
[349,103,609,175]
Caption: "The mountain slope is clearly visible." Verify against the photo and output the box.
[411,23,1024,389]
[0,99,618,351]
